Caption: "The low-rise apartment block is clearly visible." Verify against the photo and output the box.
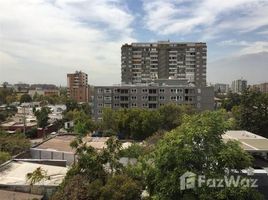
[252,82,268,93]
[93,79,214,120]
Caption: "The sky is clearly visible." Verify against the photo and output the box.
[0,0,268,86]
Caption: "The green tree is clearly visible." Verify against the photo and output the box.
[232,90,268,137]
[35,107,50,128]
[0,151,11,164]
[144,110,261,200]
[222,92,242,111]
[0,131,31,155]
[20,94,32,103]
[26,167,49,186]
[100,174,142,200]
[158,103,194,131]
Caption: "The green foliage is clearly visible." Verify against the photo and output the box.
[52,174,141,200]
[66,110,95,133]
[158,104,194,130]
[102,129,117,137]
[25,128,37,138]
[35,107,50,128]
[26,167,49,186]
[0,131,31,155]
[101,104,194,140]
[100,174,142,200]
[222,92,242,111]
[143,110,257,199]
[52,136,143,200]
[119,143,144,158]
[0,151,11,165]
[20,94,32,103]
[231,90,268,137]
[0,87,14,105]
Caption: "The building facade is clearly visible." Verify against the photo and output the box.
[67,71,89,102]
[214,83,230,94]
[231,79,247,94]
[252,82,268,93]
[93,80,214,120]
[121,41,207,86]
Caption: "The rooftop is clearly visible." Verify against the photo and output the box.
[0,161,67,186]
[0,189,43,200]
[34,135,111,153]
[222,130,268,152]
[35,135,76,153]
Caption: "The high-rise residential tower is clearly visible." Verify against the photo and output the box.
[67,71,89,102]
[231,79,247,94]
[121,41,207,86]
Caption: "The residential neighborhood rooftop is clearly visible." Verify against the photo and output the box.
[0,189,43,200]
[223,130,268,152]
[0,160,67,186]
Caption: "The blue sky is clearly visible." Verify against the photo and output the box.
[0,0,268,86]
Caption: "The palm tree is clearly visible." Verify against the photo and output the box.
[26,167,50,194]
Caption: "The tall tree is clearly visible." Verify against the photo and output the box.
[232,90,268,137]
[144,110,262,200]
[20,94,32,103]
[35,107,50,128]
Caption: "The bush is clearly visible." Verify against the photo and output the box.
[0,151,11,165]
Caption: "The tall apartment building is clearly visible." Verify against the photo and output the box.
[121,41,207,86]
[214,83,230,94]
[67,71,89,102]
[252,83,268,93]
[93,79,214,120]
[231,79,247,94]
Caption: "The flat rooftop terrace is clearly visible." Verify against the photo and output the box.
[34,135,110,153]
[223,130,268,152]
[0,189,43,200]
[0,160,67,186]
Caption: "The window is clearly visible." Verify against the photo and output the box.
[97,88,103,93]
[142,88,148,93]
[149,89,157,94]
[142,96,148,100]
[98,110,103,114]
[114,103,119,107]
[159,96,165,100]
[114,88,120,93]
[131,103,137,107]
[98,103,103,107]
[114,96,119,100]
[120,96,129,101]
[104,88,111,93]
[97,96,103,100]
[131,96,137,100]
[159,89,165,93]
[149,103,157,109]
[177,89,183,93]
[120,89,129,94]
[149,96,157,101]
[170,96,176,101]
[104,96,111,101]
[177,96,183,101]
[131,89,137,93]
[170,89,176,93]
[142,103,148,107]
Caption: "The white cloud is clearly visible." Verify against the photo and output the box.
[0,0,136,85]
[143,0,268,38]
[217,39,268,55]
